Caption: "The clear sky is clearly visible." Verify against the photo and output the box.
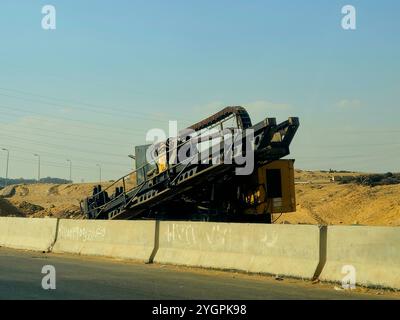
[0,0,399,182]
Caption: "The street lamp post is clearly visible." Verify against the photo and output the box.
[1,148,9,187]
[96,164,102,183]
[34,154,41,183]
[66,159,72,183]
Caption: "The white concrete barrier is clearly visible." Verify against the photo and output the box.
[0,217,58,252]
[319,226,400,290]
[2,216,398,290]
[52,219,156,262]
[154,221,321,279]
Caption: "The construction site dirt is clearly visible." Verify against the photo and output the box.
[1,170,399,227]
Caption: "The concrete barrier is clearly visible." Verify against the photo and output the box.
[319,226,400,290]
[52,219,156,262]
[2,216,398,290]
[153,221,321,279]
[0,217,58,252]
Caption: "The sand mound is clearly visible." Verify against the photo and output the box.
[276,177,400,226]
[4,183,97,219]
[15,185,29,197]
[0,198,25,217]
[47,185,60,196]
[0,185,16,197]
[17,201,44,215]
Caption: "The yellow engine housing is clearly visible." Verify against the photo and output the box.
[244,159,296,214]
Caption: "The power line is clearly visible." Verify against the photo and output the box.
[0,88,193,124]
[0,122,134,149]
[296,150,400,161]
[0,133,127,158]
[0,104,155,135]
[334,129,400,134]
[0,105,181,139]
[0,144,130,168]
[0,112,148,146]
[1,154,128,175]
[295,142,400,149]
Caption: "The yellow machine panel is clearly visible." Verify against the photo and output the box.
[156,143,168,174]
[244,159,296,215]
[263,159,296,213]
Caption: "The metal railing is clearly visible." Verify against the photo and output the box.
[83,114,247,217]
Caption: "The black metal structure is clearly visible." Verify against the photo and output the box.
[81,107,299,221]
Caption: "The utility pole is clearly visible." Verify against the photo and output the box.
[96,164,102,183]
[1,148,9,187]
[34,154,41,183]
[66,159,72,183]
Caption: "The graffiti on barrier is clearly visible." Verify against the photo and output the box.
[166,223,197,245]
[166,223,233,246]
[166,223,279,249]
[260,231,279,248]
[59,226,106,242]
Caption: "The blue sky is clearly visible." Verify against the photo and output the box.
[0,0,399,182]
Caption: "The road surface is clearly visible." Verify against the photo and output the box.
[0,248,397,300]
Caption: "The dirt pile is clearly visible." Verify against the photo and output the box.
[0,185,16,197]
[30,204,84,219]
[17,201,44,215]
[276,170,400,226]
[0,197,25,217]
[0,183,96,219]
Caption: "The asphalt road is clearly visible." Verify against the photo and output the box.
[0,248,397,300]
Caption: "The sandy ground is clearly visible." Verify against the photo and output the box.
[0,183,93,219]
[274,170,400,226]
[0,170,399,226]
